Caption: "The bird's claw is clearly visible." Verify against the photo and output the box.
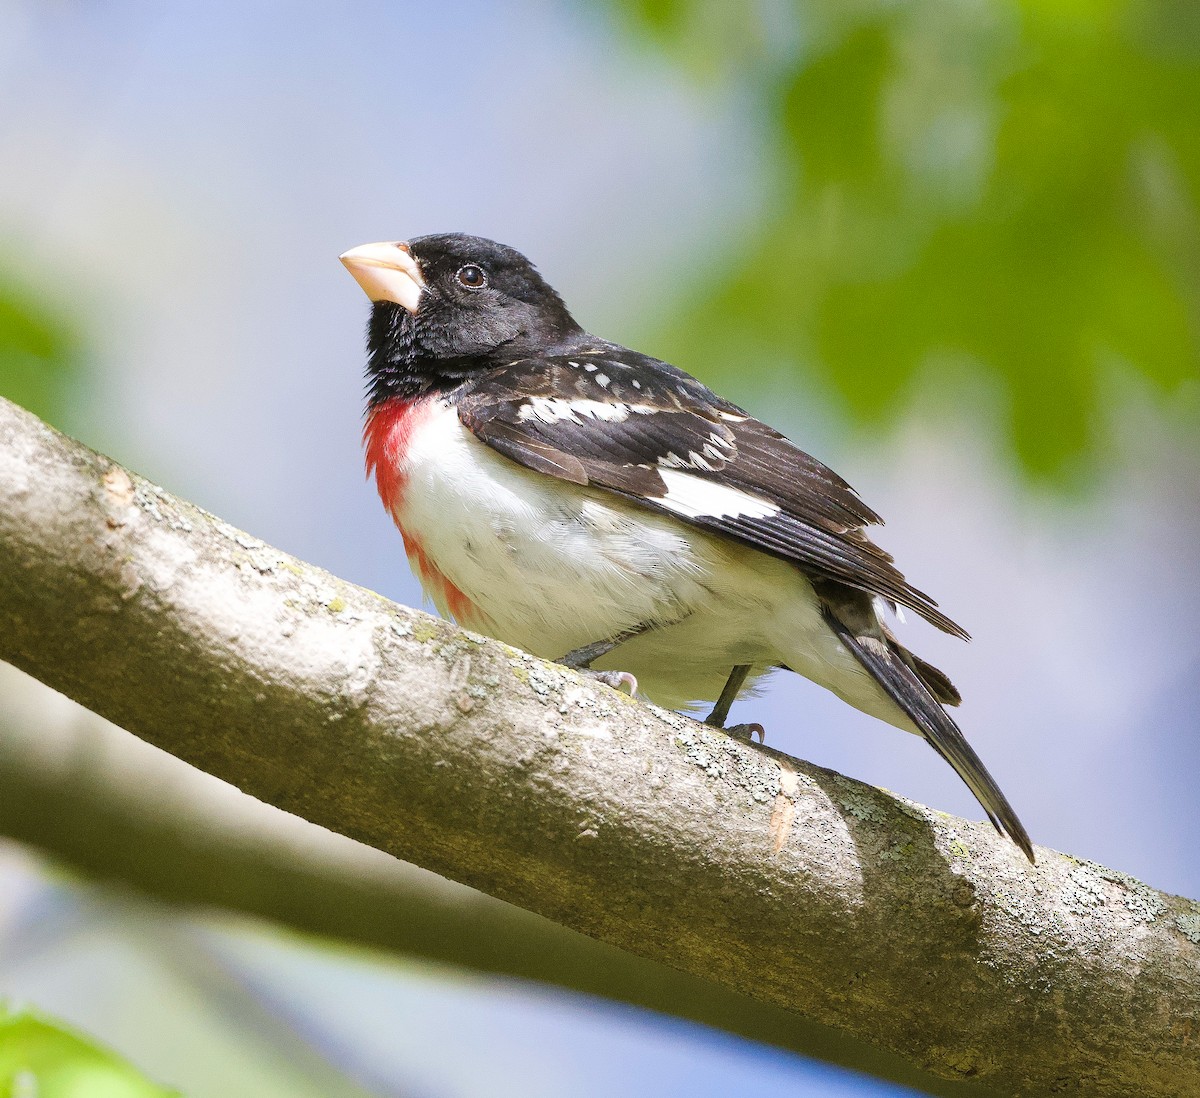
[582,669,639,696]
[722,722,766,744]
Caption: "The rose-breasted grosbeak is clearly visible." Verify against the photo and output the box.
[340,233,1034,861]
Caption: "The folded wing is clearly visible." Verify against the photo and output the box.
[456,353,967,640]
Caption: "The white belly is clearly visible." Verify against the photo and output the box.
[381,398,909,722]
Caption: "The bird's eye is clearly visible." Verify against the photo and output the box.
[456,264,487,289]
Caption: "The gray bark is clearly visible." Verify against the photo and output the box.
[1,395,1197,1096]
[0,663,989,1098]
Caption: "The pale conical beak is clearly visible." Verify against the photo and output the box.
[339,241,426,313]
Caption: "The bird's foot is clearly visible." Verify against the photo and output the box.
[558,635,645,697]
[559,639,618,670]
[578,668,639,696]
[707,719,765,744]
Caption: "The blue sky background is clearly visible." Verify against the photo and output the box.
[1,2,1197,1095]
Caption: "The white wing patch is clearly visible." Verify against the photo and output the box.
[656,468,780,520]
[518,397,656,424]
[656,432,735,473]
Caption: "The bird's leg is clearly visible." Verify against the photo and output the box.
[557,624,653,697]
[558,637,627,669]
[704,664,749,727]
[704,665,765,743]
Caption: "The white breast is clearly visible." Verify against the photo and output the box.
[391,400,711,660]
[385,399,909,723]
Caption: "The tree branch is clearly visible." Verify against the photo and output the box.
[0,664,987,1098]
[1,395,1197,1096]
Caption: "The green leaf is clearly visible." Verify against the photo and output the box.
[0,272,79,427]
[0,1007,180,1098]
[609,0,1200,478]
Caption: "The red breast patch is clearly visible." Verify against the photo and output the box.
[363,397,431,514]
[363,398,485,628]
[399,528,482,625]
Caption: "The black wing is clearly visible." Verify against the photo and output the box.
[456,352,967,639]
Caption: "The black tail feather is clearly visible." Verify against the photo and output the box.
[907,651,962,707]
[822,606,1034,862]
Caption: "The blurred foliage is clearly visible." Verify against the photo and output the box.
[0,1008,178,1097]
[0,271,78,427]
[613,0,1200,474]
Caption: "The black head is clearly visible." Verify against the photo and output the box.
[340,233,584,407]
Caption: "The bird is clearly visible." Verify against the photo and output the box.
[340,232,1034,862]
